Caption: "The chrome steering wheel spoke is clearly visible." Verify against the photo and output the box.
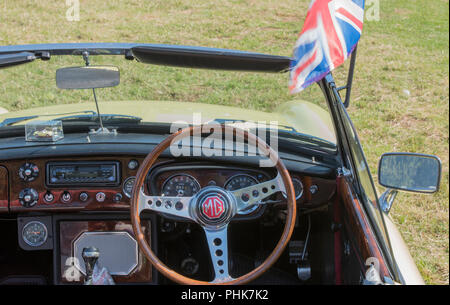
[137,188,193,220]
[231,173,285,212]
[203,225,234,283]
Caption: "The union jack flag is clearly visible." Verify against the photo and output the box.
[289,0,365,93]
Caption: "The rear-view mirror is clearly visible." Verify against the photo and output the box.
[56,66,120,89]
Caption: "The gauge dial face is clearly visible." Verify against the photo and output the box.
[161,174,201,197]
[224,174,259,191]
[22,221,48,247]
[123,176,136,198]
[282,178,304,200]
[292,178,304,199]
[225,174,260,215]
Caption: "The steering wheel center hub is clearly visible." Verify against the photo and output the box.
[191,186,236,228]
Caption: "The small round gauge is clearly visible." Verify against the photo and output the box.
[22,221,48,247]
[282,178,304,200]
[123,176,136,198]
[161,174,201,197]
[225,174,260,215]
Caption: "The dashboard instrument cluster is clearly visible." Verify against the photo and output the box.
[148,163,336,214]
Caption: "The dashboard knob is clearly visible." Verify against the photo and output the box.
[128,160,139,170]
[96,192,106,203]
[19,188,39,207]
[79,192,89,202]
[19,163,39,182]
[113,193,123,203]
[310,185,319,195]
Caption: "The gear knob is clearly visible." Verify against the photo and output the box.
[82,247,100,284]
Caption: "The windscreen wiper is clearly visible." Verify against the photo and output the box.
[213,118,335,148]
[0,110,96,127]
[56,113,142,124]
[277,130,336,149]
[0,115,39,127]
[213,118,297,132]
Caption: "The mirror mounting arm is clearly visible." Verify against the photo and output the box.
[80,51,110,135]
[82,51,90,66]
[380,188,398,214]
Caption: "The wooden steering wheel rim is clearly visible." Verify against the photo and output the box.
[130,124,297,285]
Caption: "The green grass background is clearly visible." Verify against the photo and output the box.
[0,0,448,284]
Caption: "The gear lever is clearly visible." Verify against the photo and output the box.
[82,247,100,285]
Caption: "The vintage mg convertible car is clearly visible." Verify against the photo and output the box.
[0,43,441,285]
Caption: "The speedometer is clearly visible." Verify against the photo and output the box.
[225,174,260,215]
[161,174,201,197]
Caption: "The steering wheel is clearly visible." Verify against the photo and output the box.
[130,124,296,284]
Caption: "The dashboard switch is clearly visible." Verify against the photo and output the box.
[61,191,72,203]
[43,191,54,203]
[96,192,106,203]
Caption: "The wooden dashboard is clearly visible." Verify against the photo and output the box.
[0,156,336,213]
[1,156,146,213]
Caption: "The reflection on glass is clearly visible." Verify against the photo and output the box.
[379,154,440,193]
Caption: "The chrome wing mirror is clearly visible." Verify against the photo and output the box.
[378,153,441,213]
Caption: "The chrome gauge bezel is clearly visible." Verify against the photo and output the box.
[22,221,48,247]
[282,177,304,200]
[161,174,201,197]
[123,176,136,198]
[224,174,261,215]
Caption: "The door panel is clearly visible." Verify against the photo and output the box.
[338,176,391,279]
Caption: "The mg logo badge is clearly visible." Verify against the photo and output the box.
[201,196,225,219]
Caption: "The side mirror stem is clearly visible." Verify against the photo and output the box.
[380,188,398,214]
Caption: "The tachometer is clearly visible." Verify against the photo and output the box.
[224,174,259,192]
[224,174,260,215]
[161,174,201,197]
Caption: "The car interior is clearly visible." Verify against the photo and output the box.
[0,131,387,285]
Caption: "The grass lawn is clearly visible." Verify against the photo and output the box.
[0,0,448,284]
